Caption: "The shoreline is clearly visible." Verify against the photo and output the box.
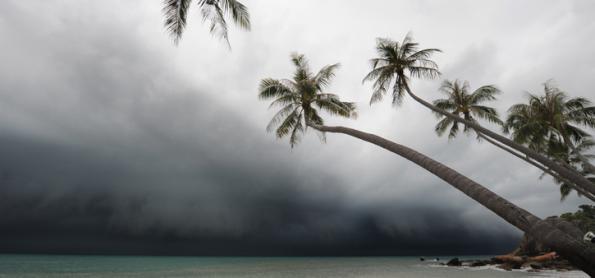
[438,255,580,273]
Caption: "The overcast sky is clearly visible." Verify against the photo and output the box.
[0,0,594,256]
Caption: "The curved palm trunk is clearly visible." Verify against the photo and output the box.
[476,133,595,202]
[308,123,595,275]
[404,87,595,196]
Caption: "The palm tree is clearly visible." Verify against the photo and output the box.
[363,36,441,106]
[259,54,595,275]
[258,53,357,147]
[362,33,595,197]
[505,83,595,174]
[433,79,502,139]
[554,139,595,200]
[433,80,595,202]
[163,0,250,45]
[504,83,595,200]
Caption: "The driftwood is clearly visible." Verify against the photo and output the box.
[494,251,558,264]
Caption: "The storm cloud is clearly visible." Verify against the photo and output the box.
[0,0,593,256]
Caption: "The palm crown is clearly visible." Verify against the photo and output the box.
[433,79,503,139]
[163,0,250,45]
[504,82,595,153]
[363,33,441,105]
[549,138,595,199]
[258,53,357,147]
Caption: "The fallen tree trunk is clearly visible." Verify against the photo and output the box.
[494,251,558,264]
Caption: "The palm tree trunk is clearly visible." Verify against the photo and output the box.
[308,123,595,275]
[475,132,595,202]
[561,133,595,175]
[403,87,595,196]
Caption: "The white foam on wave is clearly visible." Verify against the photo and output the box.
[422,263,589,277]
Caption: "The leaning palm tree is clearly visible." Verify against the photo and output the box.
[552,139,595,200]
[433,80,595,202]
[362,33,595,197]
[259,54,595,275]
[163,0,250,45]
[504,84,595,200]
[258,53,357,147]
[433,79,502,139]
[566,140,595,186]
[505,83,595,174]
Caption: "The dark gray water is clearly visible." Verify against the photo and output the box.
[0,255,588,277]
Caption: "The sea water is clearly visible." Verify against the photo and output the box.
[0,254,588,277]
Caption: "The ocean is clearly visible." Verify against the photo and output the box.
[0,255,588,277]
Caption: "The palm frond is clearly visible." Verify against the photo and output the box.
[163,0,193,44]
[576,138,595,152]
[470,105,503,125]
[432,98,457,117]
[314,96,357,118]
[220,0,251,30]
[398,31,419,57]
[315,63,340,89]
[258,78,294,99]
[290,53,309,71]
[369,87,387,105]
[374,38,398,58]
[363,66,393,104]
[391,76,408,105]
[362,65,392,85]
[266,104,297,132]
[291,53,312,81]
[565,97,591,110]
[408,48,442,60]
[448,120,460,139]
[470,85,500,104]
[267,93,301,108]
[435,116,457,138]
[560,183,572,201]
[408,66,441,79]
[564,124,591,143]
[275,107,301,139]
[164,0,250,45]
[288,111,304,148]
[566,100,595,128]
[438,80,455,95]
[307,109,326,143]
[200,1,230,46]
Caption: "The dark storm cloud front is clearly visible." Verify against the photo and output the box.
[0,131,519,255]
